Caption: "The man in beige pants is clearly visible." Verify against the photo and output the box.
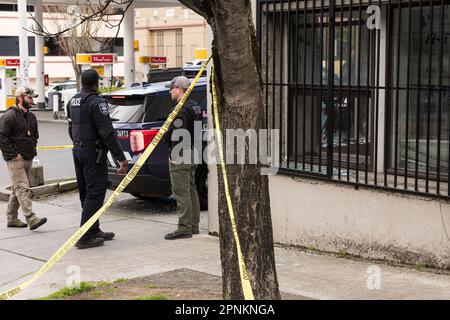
[0,87,47,230]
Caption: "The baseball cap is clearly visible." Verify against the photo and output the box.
[81,69,100,86]
[15,87,38,98]
[170,76,190,90]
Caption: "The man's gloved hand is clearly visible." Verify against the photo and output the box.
[118,160,128,175]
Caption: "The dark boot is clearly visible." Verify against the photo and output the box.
[94,230,115,241]
[192,226,200,235]
[75,236,104,249]
[164,230,192,240]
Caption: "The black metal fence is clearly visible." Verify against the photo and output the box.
[257,0,450,199]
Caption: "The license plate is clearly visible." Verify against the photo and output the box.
[117,130,129,140]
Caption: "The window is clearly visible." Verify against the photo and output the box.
[166,9,175,17]
[287,9,373,172]
[0,36,35,56]
[176,29,183,67]
[144,94,174,122]
[43,37,124,56]
[389,4,449,186]
[157,31,164,56]
[0,4,34,12]
[259,0,450,198]
[108,96,145,123]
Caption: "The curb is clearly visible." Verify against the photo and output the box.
[37,119,67,124]
[0,178,78,202]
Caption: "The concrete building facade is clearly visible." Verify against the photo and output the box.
[134,7,207,82]
[207,0,450,270]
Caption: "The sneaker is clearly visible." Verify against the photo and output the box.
[27,216,47,231]
[75,236,104,249]
[164,230,192,240]
[94,230,115,241]
[7,218,27,228]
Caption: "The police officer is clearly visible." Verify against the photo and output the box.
[164,76,203,240]
[67,69,128,249]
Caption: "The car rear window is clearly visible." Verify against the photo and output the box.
[144,94,174,122]
[107,96,145,123]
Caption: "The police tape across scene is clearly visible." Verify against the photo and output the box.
[211,68,254,300]
[0,57,211,300]
[37,146,74,151]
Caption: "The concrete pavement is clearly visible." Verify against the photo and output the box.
[1,192,450,300]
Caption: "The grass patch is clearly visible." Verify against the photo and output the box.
[38,282,95,300]
[415,261,426,271]
[338,250,348,258]
[105,287,116,294]
[114,278,129,284]
[91,289,103,297]
[96,281,112,288]
[135,295,169,300]
[146,284,158,289]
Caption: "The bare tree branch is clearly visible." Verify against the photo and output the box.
[26,0,133,38]
[37,3,125,89]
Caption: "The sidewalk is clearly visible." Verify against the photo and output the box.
[1,196,450,300]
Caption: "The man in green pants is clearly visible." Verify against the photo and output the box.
[164,76,202,240]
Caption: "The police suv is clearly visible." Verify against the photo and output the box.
[102,78,208,210]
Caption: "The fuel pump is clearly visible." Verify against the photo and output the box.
[0,58,20,111]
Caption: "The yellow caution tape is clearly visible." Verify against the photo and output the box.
[211,67,255,300]
[0,57,212,301]
[37,145,74,151]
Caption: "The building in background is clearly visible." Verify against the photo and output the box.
[134,7,207,82]
[0,3,206,86]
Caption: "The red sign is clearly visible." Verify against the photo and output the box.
[6,59,20,67]
[92,54,115,64]
[151,57,167,64]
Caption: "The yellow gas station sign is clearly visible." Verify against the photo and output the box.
[76,54,93,64]
[195,48,207,60]
[139,56,151,64]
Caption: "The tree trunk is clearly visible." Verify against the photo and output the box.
[180,0,280,300]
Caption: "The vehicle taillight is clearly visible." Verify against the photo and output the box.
[130,129,159,153]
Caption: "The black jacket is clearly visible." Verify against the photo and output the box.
[67,87,126,162]
[165,99,203,157]
[0,107,39,161]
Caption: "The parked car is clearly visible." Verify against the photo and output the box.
[182,60,208,78]
[183,59,207,68]
[102,77,208,210]
[45,81,77,105]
